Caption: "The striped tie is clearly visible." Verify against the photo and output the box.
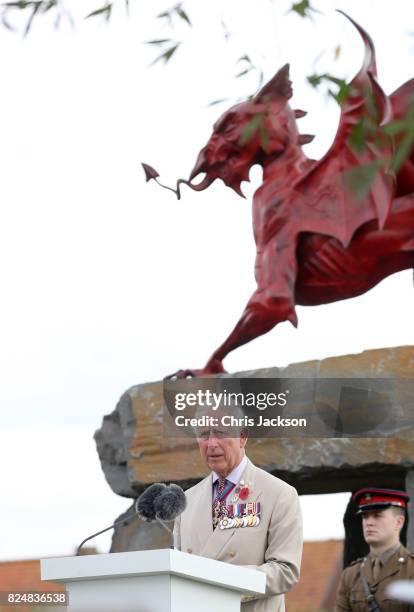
[212,477,228,529]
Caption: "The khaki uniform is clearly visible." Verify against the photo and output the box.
[335,544,414,611]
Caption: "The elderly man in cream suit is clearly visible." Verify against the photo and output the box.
[173,419,303,612]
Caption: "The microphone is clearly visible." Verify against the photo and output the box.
[136,483,187,534]
[135,483,167,521]
[76,483,186,555]
[154,484,187,520]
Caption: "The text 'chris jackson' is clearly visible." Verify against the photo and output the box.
[174,415,307,428]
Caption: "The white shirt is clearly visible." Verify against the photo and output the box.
[212,455,248,487]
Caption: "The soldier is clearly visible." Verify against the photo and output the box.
[335,488,414,611]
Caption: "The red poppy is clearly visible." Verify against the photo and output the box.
[239,486,250,500]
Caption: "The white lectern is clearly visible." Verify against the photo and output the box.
[41,549,266,611]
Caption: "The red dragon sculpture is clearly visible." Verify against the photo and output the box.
[143,12,414,377]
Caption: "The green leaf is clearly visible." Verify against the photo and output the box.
[239,113,264,146]
[363,85,381,122]
[237,54,252,65]
[157,8,173,25]
[1,0,70,30]
[325,75,345,87]
[384,118,413,136]
[307,72,355,106]
[349,118,368,153]
[321,75,352,104]
[42,0,57,12]
[24,2,41,36]
[289,0,317,18]
[307,73,324,88]
[85,3,112,20]
[384,102,414,171]
[207,98,229,106]
[151,42,180,65]
[53,10,61,28]
[392,131,414,173]
[2,1,31,7]
[342,162,382,200]
[290,0,308,16]
[1,12,16,29]
[258,122,269,151]
[328,83,352,106]
[145,38,171,45]
[176,6,191,26]
[235,68,252,78]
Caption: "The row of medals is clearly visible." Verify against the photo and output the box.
[219,502,261,530]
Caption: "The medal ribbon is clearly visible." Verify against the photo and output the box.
[215,479,236,503]
[212,478,236,529]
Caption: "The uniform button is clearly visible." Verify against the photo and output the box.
[187,548,193,554]
[229,552,236,558]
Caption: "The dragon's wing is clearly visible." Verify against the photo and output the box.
[294,11,395,247]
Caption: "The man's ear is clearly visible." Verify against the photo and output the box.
[240,428,248,447]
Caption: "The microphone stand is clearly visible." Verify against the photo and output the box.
[76,511,139,556]
[156,517,173,534]
[155,516,175,550]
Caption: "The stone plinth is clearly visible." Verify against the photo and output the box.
[93,346,414,551]
[95,346,414,497]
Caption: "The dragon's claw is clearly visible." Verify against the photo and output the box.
[165,360,227,380]
[165,369,203,380]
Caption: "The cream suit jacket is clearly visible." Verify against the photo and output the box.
[173,458,303,612]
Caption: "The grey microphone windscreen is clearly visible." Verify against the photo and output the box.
[154,484,187,521]
[136,483,167,521]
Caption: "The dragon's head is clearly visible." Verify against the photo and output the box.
[182,64,302,198]
[143,64,309,199]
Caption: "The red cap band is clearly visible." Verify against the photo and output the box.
[359,494,407,508]
[353,488,410,512]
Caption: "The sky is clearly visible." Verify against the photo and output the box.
[0,0,413,560]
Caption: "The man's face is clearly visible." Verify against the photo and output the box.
[197,427,247,477]
[362,507,404,548]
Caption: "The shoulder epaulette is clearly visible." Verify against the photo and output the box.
[349,557,365,567]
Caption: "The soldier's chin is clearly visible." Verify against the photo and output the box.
[364,534,379,543]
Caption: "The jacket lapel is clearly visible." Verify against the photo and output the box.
[377,545,405,583]
[189,474,214,553]
[201,458,263,559]
[362,556,374,585]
